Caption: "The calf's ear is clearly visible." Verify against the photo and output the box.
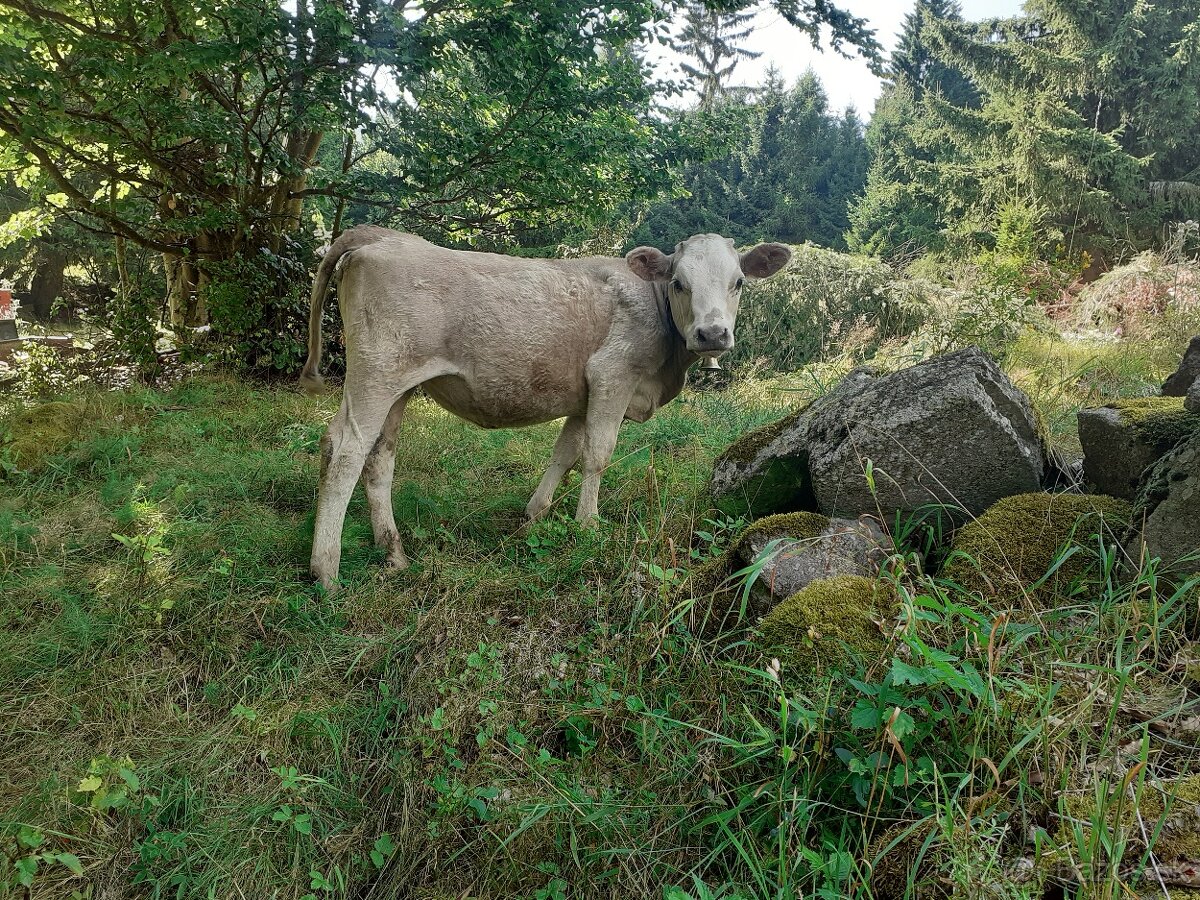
[625,246,673,281]
[740,242,792,278]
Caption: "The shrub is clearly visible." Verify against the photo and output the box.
[729,244,934,372]
[1076,251,1200,336]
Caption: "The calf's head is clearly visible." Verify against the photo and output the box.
[625,234,791,355]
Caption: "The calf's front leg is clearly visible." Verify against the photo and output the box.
[526,415,586,520]
[575,379,637,521]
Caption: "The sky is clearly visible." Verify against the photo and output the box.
[650,0,1027,117]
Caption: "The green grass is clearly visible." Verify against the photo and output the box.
[1,337,1199,899]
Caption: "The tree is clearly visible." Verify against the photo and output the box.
[890,0,977,105]
[0,0,883,374]
[922,0,1200,259]
[846,0,977,260]
[675,1,761,108]
[631,69,868,250]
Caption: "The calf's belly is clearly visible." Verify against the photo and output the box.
[423,372,587,429]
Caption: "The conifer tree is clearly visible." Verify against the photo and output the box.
[847,0,975,259]
[675,2,763,108]
[631,69,868,250]
[925,0,1200,257]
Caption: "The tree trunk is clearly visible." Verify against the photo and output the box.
[28,245,67,321]
[163,249,201,328]
[266,128,325,251]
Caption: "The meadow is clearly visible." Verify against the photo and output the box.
[2,322,1198,899]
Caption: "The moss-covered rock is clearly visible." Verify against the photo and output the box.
[1079,396,1200,499]
[807,347,1046,519]
[1056,775,1200,866]
[2,398,90,471]
[672,513,833,635]
[757,574,895,676]
[709,369,875,518]
[1109,397,1200,447]
[1130,431,1200,576]
[730,511,830,560]
[941,492,1132,607]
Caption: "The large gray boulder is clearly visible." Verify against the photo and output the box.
[1187,378,1200,414]
[1162,335,1200,396]
[805,347,1045,519]
[710,370,874,517]
[1078,398,1200,499]
[1131,431,1200,575]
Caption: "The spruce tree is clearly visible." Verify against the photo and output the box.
[675,2,763,109]
[847,0,976,259]
[925,0,1200,258]
[631,69,868,250]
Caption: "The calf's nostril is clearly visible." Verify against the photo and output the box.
[696,326,730,346]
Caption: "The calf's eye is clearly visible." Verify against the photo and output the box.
[735,277,745,290]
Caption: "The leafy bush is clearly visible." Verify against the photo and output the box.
[200,233,343,379]
[729,244,935,372]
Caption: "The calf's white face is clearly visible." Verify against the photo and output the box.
[625,234,792,355]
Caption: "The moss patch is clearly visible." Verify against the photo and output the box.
[1109,396,1200,453]
[1057,775,1200,864]
[2,398,91,471]
[730,510,830,560]
[941,492,1132,607]
[757,574,894,676]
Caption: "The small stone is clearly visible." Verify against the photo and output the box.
[734,512,893,601]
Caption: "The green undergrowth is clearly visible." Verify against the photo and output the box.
[1,365,1199,900]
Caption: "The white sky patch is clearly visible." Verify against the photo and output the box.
[647,0,1027,116]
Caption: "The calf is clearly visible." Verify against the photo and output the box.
[300,227,791,589]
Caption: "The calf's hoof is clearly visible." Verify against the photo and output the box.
[383,549,410,572]
[311,566,339,594]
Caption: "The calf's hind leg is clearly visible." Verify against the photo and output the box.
[360,392,411,570]
[310,389,394,591]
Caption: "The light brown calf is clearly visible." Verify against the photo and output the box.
[300,227,791,589]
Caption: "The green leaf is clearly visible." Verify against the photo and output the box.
[77,776,102,792]
[850,700,881,730]
[890,710,917,740]
[15,855,37,887]
[56,853,84,875]
[890,660,929,686]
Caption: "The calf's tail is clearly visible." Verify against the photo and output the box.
[298,225,390,394]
